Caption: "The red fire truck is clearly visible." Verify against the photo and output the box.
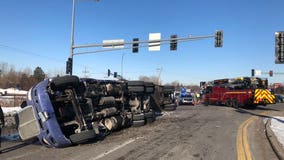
[200,77,275,108]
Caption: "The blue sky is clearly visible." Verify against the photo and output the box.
[0,0,284,85]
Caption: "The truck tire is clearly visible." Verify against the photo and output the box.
[128,86,144,92]
[163,86,175,92]
[146,117,155,124]
[204,98,210,106]
[144,110,154,118]
[133,113,145,121]
[145,86,154,93]
[132,120,145,127]
[128,81,144,86]
[144,110,155,124]
[225,99,232,107]
[232,99,239,108]
[163,104,176,111]
[52,75,79,89]
[144,82,154,93]
[70,130,96,144]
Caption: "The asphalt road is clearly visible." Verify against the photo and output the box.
[1,104,284,160]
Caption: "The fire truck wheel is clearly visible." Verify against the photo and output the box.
[204,98,209,106]
[225,99,232,107]
[232,99,239,108]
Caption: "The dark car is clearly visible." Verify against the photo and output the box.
[275,94,284,103]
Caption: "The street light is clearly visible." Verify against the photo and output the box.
[121,53,127,80]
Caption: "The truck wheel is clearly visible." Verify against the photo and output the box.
[232,99,239,108]
[144,110,154,118]
[145,86,154,93]
[144,82,154,93]
[69,130,96,144]
[204,98,209,106]
[128,81,144,86]
[225,99,232,107]
[163,104,176,111]
[133,113,145,121]
[163,86,175,92]
[144,110,156,124]
[132,120,145,127]
[146,117,155,124]
[128,86,144,92]
[52,75,80,89]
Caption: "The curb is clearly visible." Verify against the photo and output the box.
[265,118,284,160]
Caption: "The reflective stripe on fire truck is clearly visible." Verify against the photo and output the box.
[254,89,275,104]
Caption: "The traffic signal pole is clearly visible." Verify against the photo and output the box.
[67,0,76,75]
[65,0,223,75]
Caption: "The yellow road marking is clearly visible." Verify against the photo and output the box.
[237,111,270,160]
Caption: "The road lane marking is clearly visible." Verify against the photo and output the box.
[90,136,143,160]
[237,111,270,160]
[237,117,255,160]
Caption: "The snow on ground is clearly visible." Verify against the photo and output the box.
[270,116,284,148]
[1,106,21,116]
[0,88,27,95]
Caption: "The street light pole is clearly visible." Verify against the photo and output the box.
[121,53,126,80]
[157,67,163,85]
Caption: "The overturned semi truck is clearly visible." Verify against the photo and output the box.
[17,76,157,147]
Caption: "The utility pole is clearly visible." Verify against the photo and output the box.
[82,66,89,78]
[157,67,163,85]
[121,53,126,81]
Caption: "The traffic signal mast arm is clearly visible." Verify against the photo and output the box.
[72,34,216,56]
[66,30,222,75]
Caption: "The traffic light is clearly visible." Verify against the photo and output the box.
[215,30,223,48]
[114,72,117,78]
[107,69,111,77]
[251,69,255,77]
[269,70,273,77]
[275,31,284,64]
[66,58,73,75]
[170,35,177,51]
[132,38,139,53]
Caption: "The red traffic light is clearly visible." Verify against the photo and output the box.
[269,70,273,77]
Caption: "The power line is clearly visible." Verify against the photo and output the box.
[0,44,64,63]
[0,44,96,71]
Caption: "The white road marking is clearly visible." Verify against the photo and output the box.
[90,136,143,160]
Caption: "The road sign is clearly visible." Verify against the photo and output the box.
[149,33,161,51]
[255,70,262,76]
[102,39,124,49]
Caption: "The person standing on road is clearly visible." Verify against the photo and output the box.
[0,105,4,148]
[196,92,200,105]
